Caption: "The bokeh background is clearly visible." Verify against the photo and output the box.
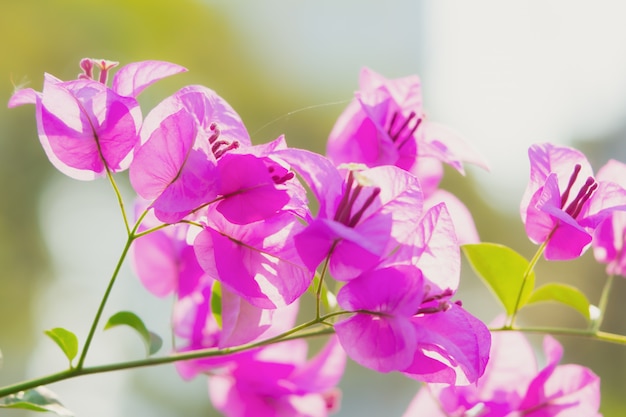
[2,1,626,416]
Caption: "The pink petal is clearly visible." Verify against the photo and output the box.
[216,153,290,224]
[289,336,347,394]
[424,189,479,245]
[8,87,38,107]
[335,313,417,372]
[111,60,187,97]
[407,304,491,385]
[275,148,344,219]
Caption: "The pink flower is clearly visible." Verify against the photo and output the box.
[276,148,424,281]
[326,67,486,176]
[129,85,250,222]
[521,143,626,260]
[8,58,186,180]
[593,159,626,277]
[334,265,490,385]
[130,204,201,298]
[208,337,346,417]
[325,67,486,244]
[129,85,304,224]
[404,332,601,417]
[193,207,314,309]
[173,274,300,380]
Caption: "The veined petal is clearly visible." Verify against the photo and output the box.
[275,148,344,218]
[111,60,187,97]
[540,202,592,260]
[407,304,490,385]
[216,153,290,224]
[425,189,479,245]
[336,266,424,314]
[326,98,384,168]
[389,203,460,294]
[335,314,417,373]
[195,212,313,308]
[39,77,104,178]
[521,143,592,220]
[524,174,560,244]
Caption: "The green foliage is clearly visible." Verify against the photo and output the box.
[0,386,74,416]
[462,243,535,316]
[527,283,591,321]
[104,311,162,356]
[44,328,79,367]
[211,281,223,329]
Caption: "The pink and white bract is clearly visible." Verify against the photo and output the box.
[9,59,186,180]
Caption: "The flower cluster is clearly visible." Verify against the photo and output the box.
[11,59,620,416]
[404,330,601,416]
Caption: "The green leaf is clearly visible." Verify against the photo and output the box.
[462,243,536,316]
[44,328,78,366]
[104,311,162,356]
[210,281,223,329]
[0,386,74,416]
[527,283,591,321]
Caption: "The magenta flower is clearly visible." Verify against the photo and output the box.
[129,86,302,224]
[326,67,487,175]
[130,203,202,298]
[193,207,314,309]
[593,159,626,277]
[277,148,424,281]
[129,84,250,222]
[173,275,300,380]
[8,58,186,180]
[521,143,626,260]
[404,332,601,417]
[208,337,346,417]
[334,265,490,385]
[325,67,485,244]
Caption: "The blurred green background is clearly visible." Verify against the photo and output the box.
[2,1,626,416]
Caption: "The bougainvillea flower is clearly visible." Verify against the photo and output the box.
[334,265,490,385]
[386,202,461,295]
[129,85,250,222]
[130,86,302,224]
[130,202,202,297]
[174,275,300,380]
[404,332,601,417]
[193,208,314,309]
[208,337,346,417]
[325,68,484,244]
[276,148,423,281]
[593,159,626,277]
[326,67,487,176]
[521,143,626,260]
[8,58,186,180]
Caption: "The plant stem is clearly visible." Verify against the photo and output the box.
[492,325,626,345]
[75,236,134,370]
[105,168,130,235]
[507,240,548,328]
[591,274,615,333]
[0,313,342,398]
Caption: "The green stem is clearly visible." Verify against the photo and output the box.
[105,168,130,235]
[591,274,615,332]
[492,325,626,345]
[316,248,334,320]
[75,236,134,370]
[507,240,548,328]
[0,313,342,398]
